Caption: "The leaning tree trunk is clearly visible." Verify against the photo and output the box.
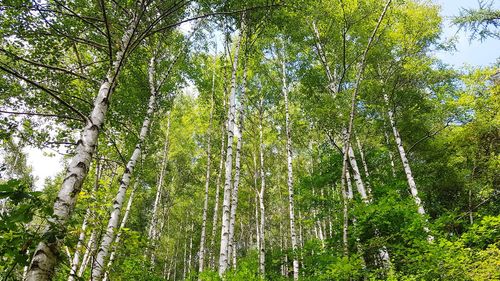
[282,47,299,281]
[25,13,140,281]
[340,0,392,257]
[102,183,138,281]
[218,28,243,276]
[199,52,216,274]
[92,56,159,281]
[347,145,369,202]
[227,61,247,269]
[383,92,433,240]
[312,20,338,96]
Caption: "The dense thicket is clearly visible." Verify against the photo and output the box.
[1,0,499,280]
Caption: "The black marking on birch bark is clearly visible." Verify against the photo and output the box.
[89,124,99,132]
[63,173,78,183]
[76,161,87,171]
[101,97,109,106]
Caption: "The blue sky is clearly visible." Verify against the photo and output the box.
[434,0,499,67]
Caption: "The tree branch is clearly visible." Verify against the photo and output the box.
[0,110,84,122]
[99,0,114,64]
[0,48,92,81]
[0,64,88,122]
[144,4,281,39]
[407,122,451,153]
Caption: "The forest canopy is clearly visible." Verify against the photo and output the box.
[0,0,499,280]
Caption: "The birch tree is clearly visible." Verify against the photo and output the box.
[218,26,243,276]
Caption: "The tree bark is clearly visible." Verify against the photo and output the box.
[282,41,299,281]
[148,112,171,265]
[102,183,138,281]
[348,145,369,202]
[68,157,101,281]
[25,12,140,281]
[92,55,158,281]
[227,60,247,269]
[383,92,433,240]
[209,119,226,269]
[258,97,266,278]
[312,21,338,96]
[198,50,217,275]
[218,28,242,276]
[67,210,89,281]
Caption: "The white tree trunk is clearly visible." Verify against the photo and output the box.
[383,92,433,240]
[67,210,89,281]
[25,14,139,281]
[199,52,217,274]
[78,169,117,278]
[92,57,158,281]
[209,119,226,270]
[282,42,299,281]
[218,29,242,276]
[312,21,337,95]
[77,227,95,277]
[227,61,247,269]
[258,98,266,278]
[187,223,194,276]
[69,158,103,281]
[348,146,369,202]
[355,136,370,179]
[148,112,171,264]
[102,183,137,281]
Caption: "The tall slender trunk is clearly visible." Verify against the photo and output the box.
[253,153,260,252]
[92,56,159,281]
[355,136,370,179]
[188,223,194,276]
[77,168,117,277]
[209,120,226,269]
[199,51,217,275]
[149,112,171,264]
[340,0,392,257]
[227,61,247,269]
[312,21,338,95]
[183,238,187,280]
[102,183,138,281]
[68,157,101,281]
[383,120,397,177]
[341,160,350,256]
[25,12,141,281]
[77,228,95,277]
[218,28,243,276]
[282,41,299,281]
[258,97,266,278]
[383,92,433,240]
[67,210,89,281]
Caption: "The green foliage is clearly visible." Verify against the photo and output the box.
[0,179,48,279]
